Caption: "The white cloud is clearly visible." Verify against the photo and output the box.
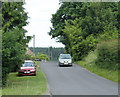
[24,0,64,47]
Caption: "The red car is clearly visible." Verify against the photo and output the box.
[18,60,37,76]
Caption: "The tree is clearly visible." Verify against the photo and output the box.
[63,19,97,60]
[2,2,30,85]
[49,2,118,60]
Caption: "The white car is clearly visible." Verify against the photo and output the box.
[58,54,72,66]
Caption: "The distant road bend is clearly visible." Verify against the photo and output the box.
[39,61,118,95]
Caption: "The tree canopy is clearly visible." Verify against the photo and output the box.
[49,2,118,61]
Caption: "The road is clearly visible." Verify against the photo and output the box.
[39,61,118,95]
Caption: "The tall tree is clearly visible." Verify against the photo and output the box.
[2,2,30,85]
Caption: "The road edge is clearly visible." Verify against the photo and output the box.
[39,61,52,96]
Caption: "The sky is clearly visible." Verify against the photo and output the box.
[23,0,65,48]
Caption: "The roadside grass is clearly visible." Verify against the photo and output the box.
[75,50,118,83]
[2,61,47,95]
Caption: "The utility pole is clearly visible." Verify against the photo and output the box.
[33,35,35,56]
[49,46,52,61]
[51,48,52,61]
[48,47,50,60]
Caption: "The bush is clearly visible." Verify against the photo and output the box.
[24,54,32,60]
[35,53,49,61]
[95,39,118,70]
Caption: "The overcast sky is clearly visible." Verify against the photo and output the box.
[23,0,65,48]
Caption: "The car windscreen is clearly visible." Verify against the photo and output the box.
[60,54,71,59]
[22,62,34,67]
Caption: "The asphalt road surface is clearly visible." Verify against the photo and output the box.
[39,61,118,95]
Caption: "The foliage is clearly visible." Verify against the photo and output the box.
[49,2,118,61]
[29,47,65,61]
[24,54,32,60]
[35,53,49,61]
[98,23,118,41]
[63,19,97,61]
[75,39,118,82]
[2,2,30,85]
[95,39,118,70]
[0,30,2,88]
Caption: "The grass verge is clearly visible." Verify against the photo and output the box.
[76,61,118,83]
[75,50,118,83]
[2,61,47,95]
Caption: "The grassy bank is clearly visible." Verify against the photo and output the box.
[76,61,118,83]
[75,40,118,83]
[2,61,47,95]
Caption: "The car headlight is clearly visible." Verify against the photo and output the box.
[60,61,64,63]
[68,61,72,63]
[19,70,24,72]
